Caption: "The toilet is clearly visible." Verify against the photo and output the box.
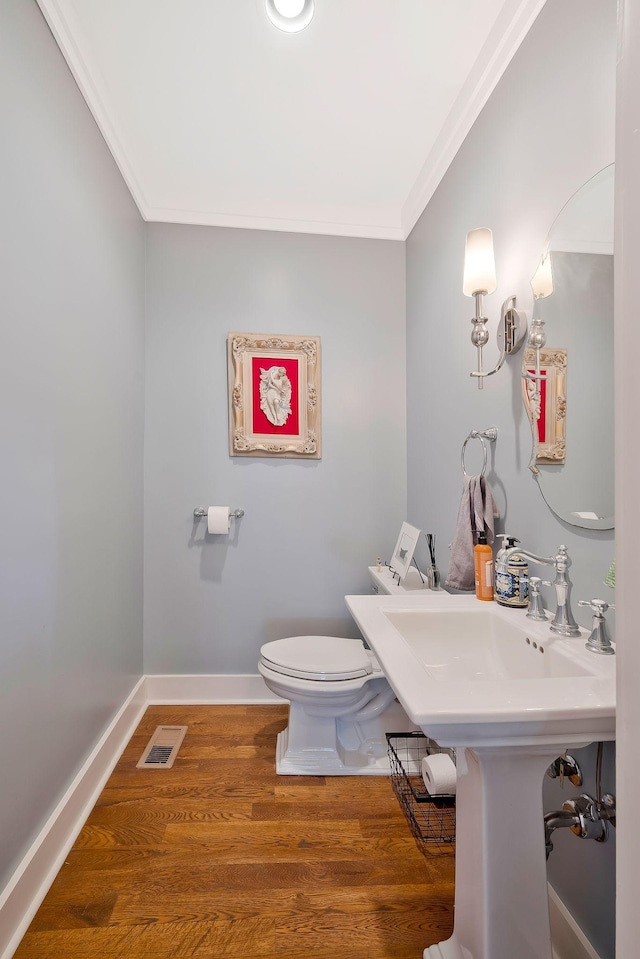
[258,634,416,775]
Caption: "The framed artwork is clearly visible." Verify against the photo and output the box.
[228,332,321,458]
[522,347,567,468]
[389,522,421,582]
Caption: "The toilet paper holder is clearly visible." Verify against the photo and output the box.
[193,507,245,519]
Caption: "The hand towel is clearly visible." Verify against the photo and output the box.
[445,475,499,591]
[471,475,498,545]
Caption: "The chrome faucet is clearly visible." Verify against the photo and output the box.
[499,544,580,636]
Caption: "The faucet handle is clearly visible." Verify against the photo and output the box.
[526,577,548,621]
[578,599,615,655]
[578,599,616,615]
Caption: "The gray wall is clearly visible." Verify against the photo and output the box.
[405,0,617,955]
[0,0,621,953]
[144,225,406,674]
[0,0,145,893]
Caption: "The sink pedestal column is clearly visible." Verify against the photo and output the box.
[424,742,567,959]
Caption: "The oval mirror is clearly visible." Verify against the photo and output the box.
[522,164,614,530]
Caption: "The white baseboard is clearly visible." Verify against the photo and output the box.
[0,675,602,959]
[0,672,284,959]
[549,884,603,959]
[143,673,284,704]
[0,677,148,959]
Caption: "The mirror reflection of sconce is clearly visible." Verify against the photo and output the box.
[523,251,554,411]
[463,228,527,389]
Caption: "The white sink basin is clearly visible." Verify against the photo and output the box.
[383,607,594,680]
[346,593,615,747]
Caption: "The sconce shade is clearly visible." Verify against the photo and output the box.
[463,228,497,296]
[531,252,554,298]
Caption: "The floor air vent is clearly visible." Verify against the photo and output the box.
[137,725,188,769]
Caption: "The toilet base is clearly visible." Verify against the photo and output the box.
[275,727,392,775]
[274,698,416,776]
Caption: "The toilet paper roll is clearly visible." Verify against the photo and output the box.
[421,753,457,795]
[207,506,231,534]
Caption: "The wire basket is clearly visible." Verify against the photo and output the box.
[386,732,456,848]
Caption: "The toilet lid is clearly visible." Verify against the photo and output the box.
[260,636,374,681]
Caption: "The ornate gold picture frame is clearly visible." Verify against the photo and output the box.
[523,347,567,469]
[227,332,321,458]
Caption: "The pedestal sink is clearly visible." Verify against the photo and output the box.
[346,593,615,959]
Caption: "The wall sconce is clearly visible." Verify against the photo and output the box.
[523,250,553,410]
[529,250,553,350]
[463,228,527,389]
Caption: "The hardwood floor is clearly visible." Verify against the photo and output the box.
[14,705,455,958]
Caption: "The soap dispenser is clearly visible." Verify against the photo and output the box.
[474,531,494,602]
[495,535,529,608]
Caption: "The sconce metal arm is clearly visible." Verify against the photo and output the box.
[470,295,527,388]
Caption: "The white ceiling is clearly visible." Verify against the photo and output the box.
[38,0,547,239]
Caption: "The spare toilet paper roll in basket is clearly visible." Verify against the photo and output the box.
[207,506,231,534]
[421,753,457,795]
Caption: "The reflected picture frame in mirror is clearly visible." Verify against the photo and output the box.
[523,164,614,531]
[523,347,566,466]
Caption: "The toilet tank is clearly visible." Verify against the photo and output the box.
[367,565,431,595]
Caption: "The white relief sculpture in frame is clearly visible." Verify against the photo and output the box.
[522,346,567,470]
[227,332,322,459]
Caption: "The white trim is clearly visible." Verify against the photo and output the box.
[402,0,549,237]
[549,240,614,256]
[144,206,406,240]
[0,673,284,959]
[144,673,285,704]
[36,0,546,242]
[0,674,603,959]
[615,2,640,952]
[34,0,404,240]
[0,678,147,959]
[35,0,150,219]
[549,884,603,959]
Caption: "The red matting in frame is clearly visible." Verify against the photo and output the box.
[251,356,300,436]
[528,368,548,443]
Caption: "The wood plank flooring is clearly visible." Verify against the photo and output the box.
[14,705,455,958]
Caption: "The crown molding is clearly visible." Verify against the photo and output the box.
[36,0,404,240]
[144,205,406,240]
[401,0,550,238]
[38,0,545,241]
[36,0,150,218]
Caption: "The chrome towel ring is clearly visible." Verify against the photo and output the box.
[461,427,497,478]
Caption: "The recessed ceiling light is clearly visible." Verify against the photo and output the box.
[265,0,314,33]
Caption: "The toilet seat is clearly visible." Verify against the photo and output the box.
[258,634,416,775]
[260,636,374,682]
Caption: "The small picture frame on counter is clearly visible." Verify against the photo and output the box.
[389,522,421,582]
